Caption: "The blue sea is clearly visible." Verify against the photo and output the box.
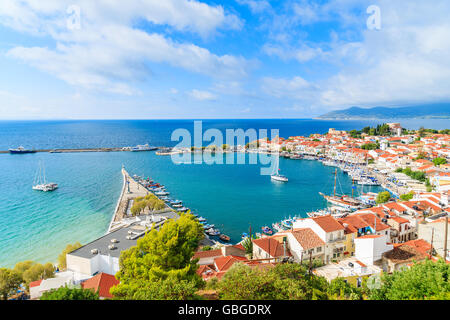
[0,119,448,268]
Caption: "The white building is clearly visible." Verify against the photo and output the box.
[66,224,147,279]
[293,216,346,263]
[354,234,393,266]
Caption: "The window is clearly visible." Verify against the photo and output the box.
[316,247,322,253]
[357,277,362,288]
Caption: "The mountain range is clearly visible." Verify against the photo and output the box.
[317,104,450,120]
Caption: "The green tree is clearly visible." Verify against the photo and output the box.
[368,259,450,300]
[216,263,329,300]
[433,157,447,166]
[58,242,82,270]
[327,278,362,300]
[111,214,204,299]
[376,191,391,204]
[0,268,22,300]
[40,286,99,300]
[13,261,54,289]
[400,192,414,201]
[114,276,202,300]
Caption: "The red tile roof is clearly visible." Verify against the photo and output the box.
[193,249,223,260]
[358,234,382,239]
[214,255,248,272]
[312,215,345,232]
[290,228,325,250]
[252,237,288,257]
[81,273,119,299]
[29,280,42,288]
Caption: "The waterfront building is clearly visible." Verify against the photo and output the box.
[293,215,346,263]
[418,217,450,261]
[66,224,147,279]
[252,237,290,263]
[381,239,432,273]
[337,221,358,257]
[29,274,74,300]
[313,257,382,287]
[285,228,326,264]
[354,234,393,267]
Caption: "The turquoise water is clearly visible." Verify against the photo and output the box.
[0,151,381,268]
[1,118,446,268]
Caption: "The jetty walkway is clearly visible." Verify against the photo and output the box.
[108,167,150,231]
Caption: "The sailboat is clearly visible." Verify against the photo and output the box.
[271,153,288,182]
[319,169,361,210]
[32,161,58,192]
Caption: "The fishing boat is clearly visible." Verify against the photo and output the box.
[172,203,183,208]
[261,226,273,235]
[32,161,58,192]
[206,228,220,236]
[289,154,302,160]
[219,234,230,242]
[197,216,206,222]
[155,191,169,196]
[271,154,288,182]
[241,232,248,239]
[307,209,330,217]
[272,222,284,232]
[176,207,188,212]
[9,146,36,154]
[281,219,293,229]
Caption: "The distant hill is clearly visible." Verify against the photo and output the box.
[317,104,450,120]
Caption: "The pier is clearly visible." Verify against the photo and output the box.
[0,147,160,154]
[107,167,150,232]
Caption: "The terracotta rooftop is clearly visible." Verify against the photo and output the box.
[311,215,345,232]
[214,255,248,272]
[290,228,325,250]
[252,237,288,258]
[29,280,42,288]
[383,244,427,263]
[193,249,223,260]
[81,273,119,299]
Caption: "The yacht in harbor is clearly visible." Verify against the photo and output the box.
[32,161,58,192]
[271,154,288,182]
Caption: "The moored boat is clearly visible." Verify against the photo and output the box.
[261,226,273,235]
[9,146,36,154]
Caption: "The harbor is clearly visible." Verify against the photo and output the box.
[107,166,225,246]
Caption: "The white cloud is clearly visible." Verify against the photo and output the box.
[260,0,450,112]
[1,0,248,95]
[236,0,271,14]
[262,76,316,99]
[188,89,217,101]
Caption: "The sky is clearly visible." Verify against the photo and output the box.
[0,0,450,119]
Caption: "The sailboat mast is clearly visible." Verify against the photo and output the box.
[43,162,47,184]
[352,178,354,198]
[333,168,337,197]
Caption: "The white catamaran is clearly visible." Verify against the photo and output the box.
[32,161,58,192]
[271,153,288,182]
